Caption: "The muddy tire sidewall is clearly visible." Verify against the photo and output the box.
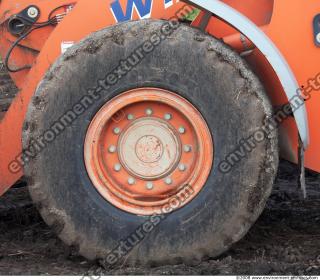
[23,20,278,265]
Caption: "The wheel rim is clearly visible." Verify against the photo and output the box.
[84,88,214,215]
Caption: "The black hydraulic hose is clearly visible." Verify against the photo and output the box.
[4,5,70,73]
[4,20,55,73]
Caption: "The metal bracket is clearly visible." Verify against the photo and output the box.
[7,6,40,36]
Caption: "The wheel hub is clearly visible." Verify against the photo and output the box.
[135,135,163,163]
[119,118,181,180]
[84,88,213,215]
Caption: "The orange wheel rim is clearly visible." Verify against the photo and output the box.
[84,88,214,215]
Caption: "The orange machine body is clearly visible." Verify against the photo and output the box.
[0,0,319,196]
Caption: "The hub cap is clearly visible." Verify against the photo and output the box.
[119,118,181,180]
[84,88,213,215]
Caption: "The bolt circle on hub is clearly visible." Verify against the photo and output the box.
[84,88,214,215]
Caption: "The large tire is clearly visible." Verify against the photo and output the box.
[23,20,278,266]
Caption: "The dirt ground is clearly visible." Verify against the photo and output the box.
[0,63,320,276]
[0,162,319,275]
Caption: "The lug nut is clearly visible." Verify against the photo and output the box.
[146,182,154,190]
[108,145,117,153]
[145,108,153,116]
[114,164,122,172]
[164,113,172,121]
[127,114,134,120]
[113,127,121,135]
[165,177,173,185]
[184,145,192,153]
[179,164,186,172]
[128,178,136,185]
[178,126,186,134]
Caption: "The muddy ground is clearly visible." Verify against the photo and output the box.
[0,161,319,276]
[0,63,320,276]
